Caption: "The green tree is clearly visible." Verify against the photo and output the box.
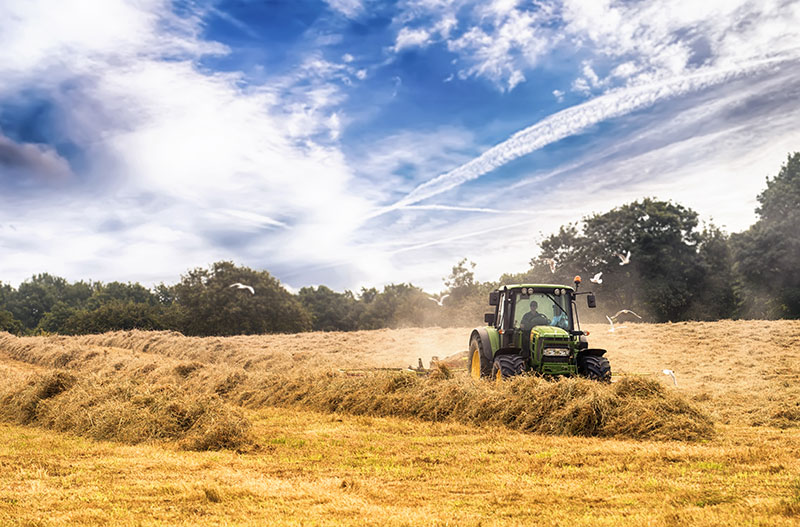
[298,285,360,331]
[5,274,92,329]
[63,301,167,334]
[357,283,437,329]
[0,309,22,334]
[171,261,311,336]
[86,281,158,309]
[441,258,493,326]
[732,152,800,318]
[35,302,81,334]
[529,199,733,322]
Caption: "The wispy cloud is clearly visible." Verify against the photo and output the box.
[370,54,795,217]
[324,0,364,19]
[0,0,372,286]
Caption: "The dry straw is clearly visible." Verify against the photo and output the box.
[0,330,715,444]
[239,369,714,441]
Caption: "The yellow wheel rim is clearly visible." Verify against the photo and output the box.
[470,349,481,380]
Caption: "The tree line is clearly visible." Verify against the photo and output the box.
[1,152,798,336]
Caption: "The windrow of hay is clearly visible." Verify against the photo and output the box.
[0,330,714,441]
[0,368,253,451]
[238,370,715,441]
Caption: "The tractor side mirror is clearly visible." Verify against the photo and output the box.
[587,294,597,308]
[484,313,496,325]
[488,291,500,306]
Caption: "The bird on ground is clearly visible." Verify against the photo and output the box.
[543,258,557,273]
[615,250,631,265]
[662,369,678,386]
[229,283,255,294]
[606,315,627,333]
[590,272,603,284]
[428,294,449,306]
[610,309,641,320]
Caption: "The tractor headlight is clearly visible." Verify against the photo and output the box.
[542,347,570,357]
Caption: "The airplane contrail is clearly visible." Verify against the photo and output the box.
[363,54,793,220]
[401,204,549,215]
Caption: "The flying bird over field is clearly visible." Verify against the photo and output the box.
[543,258,557,273]
[590,272,603,284]
[605,315,626,333]
[428,294,449,306]
[229,283,255,294]
[610,309,641,320]
[616,250,631,265]
[663,369,678,386]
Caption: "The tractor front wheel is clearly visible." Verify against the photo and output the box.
[577,355,612,382]
[492,354,526,381]
[468,336,492,380]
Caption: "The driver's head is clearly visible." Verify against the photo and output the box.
[530,300,538,312]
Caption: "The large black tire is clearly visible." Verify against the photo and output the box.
[492,354,526,381]
[577,354,612,382]
[468,336,492,380]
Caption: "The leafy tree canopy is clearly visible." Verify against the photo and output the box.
[171,261,311,336]
[529,198,733,322]
[733,152,800,318]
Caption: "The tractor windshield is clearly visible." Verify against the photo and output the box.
[513,290,571,331]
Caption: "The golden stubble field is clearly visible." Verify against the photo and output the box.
[1,320,800,526]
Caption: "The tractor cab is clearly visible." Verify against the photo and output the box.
[469,279,610,382]
[485,285,578,349]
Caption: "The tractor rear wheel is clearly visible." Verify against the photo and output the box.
[492,354,526,381]
[577,355,611,382]
[468,336,492,380]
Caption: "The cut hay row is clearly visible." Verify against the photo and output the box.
[0,368,252,451]
[0,331,714,443]
[237,368,714,441]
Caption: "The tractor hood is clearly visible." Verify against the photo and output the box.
[531,326,570,339]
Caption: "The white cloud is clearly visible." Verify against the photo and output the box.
[394,0,800,93]
[0,0,381,288]
[394,27,432,51]
[324,0,364,19]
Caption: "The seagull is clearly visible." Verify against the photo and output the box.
[606,315,627,333]
[229,283,255,295]
[615,250,631,266]
[543,258,557,273]
[662,369,677,386]
[428,294,449,307]
[610,309,641,320]
[590,272,603,284]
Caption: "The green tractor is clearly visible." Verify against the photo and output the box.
[468,277,611,382]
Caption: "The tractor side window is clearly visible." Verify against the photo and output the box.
[497,292,506,329]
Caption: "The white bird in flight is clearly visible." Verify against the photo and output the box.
[610,309,641,320]
[590,272,603,284]
[428,294,449,306]
[615,250,631,265]
[543,258,557,273]
[662,369,678,386]
[605,315,627,333]
[229,283,255,295]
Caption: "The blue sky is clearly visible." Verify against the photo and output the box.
[1,0,799,293]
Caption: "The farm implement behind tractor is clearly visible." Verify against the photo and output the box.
[468,277,612,382]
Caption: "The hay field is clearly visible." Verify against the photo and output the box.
[1,320,800,525]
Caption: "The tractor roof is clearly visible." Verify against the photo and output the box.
[500,283,575,291]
